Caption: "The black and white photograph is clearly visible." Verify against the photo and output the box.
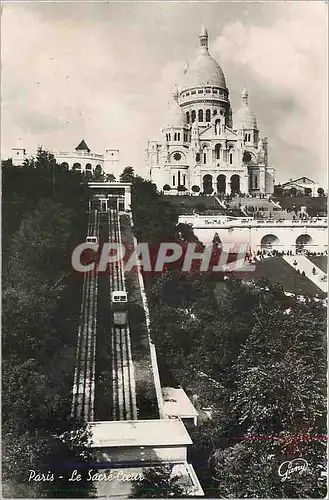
[1,1,328,498]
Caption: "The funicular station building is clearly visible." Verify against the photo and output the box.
[88,182,132,212]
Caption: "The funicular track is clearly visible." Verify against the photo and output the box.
[72,210,99,422]
[108,208,137,420]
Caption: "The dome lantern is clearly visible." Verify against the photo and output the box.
[241,88,248,105]
[199,23,209,52]
[172,84,179,103]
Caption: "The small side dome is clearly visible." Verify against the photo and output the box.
[234,89,257,130]
[162,86,186,129]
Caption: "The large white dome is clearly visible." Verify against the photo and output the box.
[182,53,226,89]
[180,25,227,91]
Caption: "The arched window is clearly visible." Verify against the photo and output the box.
[174,133,177,141]
[230,174,240,194]
[198,109,203,122]
[191,110,196,123]
[73,162,81,171]
[213,109,217,116]
[229,151,233,165]
[203,174,213,194]
[168,133,171,141]
[85,163,92,177]
[254,176,258,189]
[215,144,221,160]
[186,112,190,124]
[177,133,180,141]
[217,175,226,194]
[61,162,69,170]
[94,164,102,178]
[196,153,200,162]
[206,109,211,122]
[203,146,208,164]
[173,175,176,186]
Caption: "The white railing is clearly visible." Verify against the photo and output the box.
[56,151,104,159]
[178,214,327,228]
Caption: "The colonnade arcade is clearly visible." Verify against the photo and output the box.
[202,174,240,195]
[60,162,103,174]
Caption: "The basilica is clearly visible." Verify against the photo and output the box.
[146,25,275,196]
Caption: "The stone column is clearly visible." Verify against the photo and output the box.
[241,174,249,195]
[259,168,266,193]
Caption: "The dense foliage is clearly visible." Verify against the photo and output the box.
[130,465,185,498]
[128,170,327,498]
[2,150,95,497]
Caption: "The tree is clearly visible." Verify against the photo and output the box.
[1,158,13,168]
[195,202,206,213]
[305,187,312,196]
[274,184,283,197]
[289,187,297,196]
[191,185,200,193]
[130,465,185,498]
[163,184,171,191]
[317,187,324,196]
[212,298,327,498]
[177,185,187,193]
[105,173,116,182]
[120,166,135,183]
[93,164,103,181]
[2,151,92,497]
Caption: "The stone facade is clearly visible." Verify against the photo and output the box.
[146,26,275,196]
[11,140,120,176]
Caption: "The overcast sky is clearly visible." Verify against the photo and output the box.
[1,1,327,185]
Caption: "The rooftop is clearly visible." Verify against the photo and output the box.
[88,419,193,448]
[162,387,199,419]
[94,462,204,498]
[76,139,90,152]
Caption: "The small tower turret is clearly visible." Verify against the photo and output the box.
[235,89,259,146]
[199,23,209,52]
[161,85,186,145]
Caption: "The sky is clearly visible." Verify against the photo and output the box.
[1,1,328,185]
